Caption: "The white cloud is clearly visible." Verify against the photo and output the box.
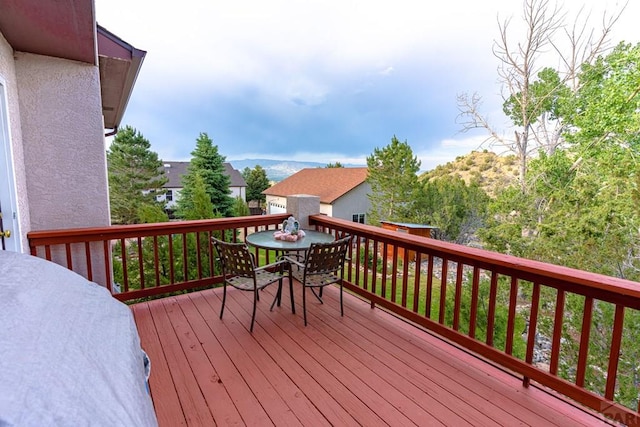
[96,0,640,167]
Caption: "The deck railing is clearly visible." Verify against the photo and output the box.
[310,215,640,426]
[28,214,290,301]
[27,213,640,425]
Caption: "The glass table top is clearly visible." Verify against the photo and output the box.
[245,229,335,251]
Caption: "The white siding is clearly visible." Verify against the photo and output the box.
[330,182,372,222]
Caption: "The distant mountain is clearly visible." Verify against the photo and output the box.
[229,159,363,182]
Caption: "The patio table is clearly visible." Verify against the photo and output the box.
[245,229,335,253]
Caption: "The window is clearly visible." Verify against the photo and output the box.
[166,190,173,201]
[352,213,365,224]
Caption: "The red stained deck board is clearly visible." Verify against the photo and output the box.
[181,292,307,426]
[132,283,614,427]
[240,291,445,426]
[159,297,268,426]
[315,286,611,426]
[131,304,186,426]
[145,299,219,426]
[216,288,387,426]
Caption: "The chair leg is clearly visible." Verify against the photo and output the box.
[339,281,344,317]
[310,287,323,304]
[302,285,307,326]
[270,279,283,311]
[289,274,295,314]
[220,283,227,319]
[250,288,258,332]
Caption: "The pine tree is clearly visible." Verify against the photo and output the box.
[176,133,234,218]
[242,165,270,204]
[107,125,167,224]
[366,136,421,225]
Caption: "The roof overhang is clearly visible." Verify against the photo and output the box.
[0,0,146,130]
[0,0,96,64]
[97,25,146,130]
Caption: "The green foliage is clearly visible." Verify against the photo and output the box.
[182,174,216,220]
[366,136,421,225]
[242,165,270,203]
[325,162,344,168]
[565,42,640,152]
[176,133,234,218]
[412,176,489,244]
[503,67,572,127]
[137,204,169,224]
[107,125,167,224]
[478,42,640,410]
[233,196,250,217]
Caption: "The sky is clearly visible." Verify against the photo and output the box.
[95,0,639,171]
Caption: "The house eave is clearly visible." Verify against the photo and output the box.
[0,0,146,130]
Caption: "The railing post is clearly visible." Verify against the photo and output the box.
[286,195,320,230]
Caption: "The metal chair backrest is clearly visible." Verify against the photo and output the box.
[302,235,351,278]
[212,238,256,279]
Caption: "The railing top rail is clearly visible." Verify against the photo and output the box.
[310,215,640,301]
[27,214,291,244]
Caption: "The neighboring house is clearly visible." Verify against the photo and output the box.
[263,167,370,223]
[156,161,247,211]
[0,0,145,252]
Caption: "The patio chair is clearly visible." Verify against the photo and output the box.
[284,235,351,326]
[212,238,292,332]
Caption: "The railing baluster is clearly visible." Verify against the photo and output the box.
[576,296,594,388]
[370,238,377,293]
[102,240,111,292]
[469,266,480,339]
[412,255,422,313]
[605,304,625,400]
[486,271,498,347]
[84,242,93,282]
[182,232,188,281]
[401,252,409,308]
[361,237,369,291]
[549,289,566,375]
[354,237,362,289]
[137,237,144,289]
[120,238,128,292]
[65,243,73,270]
[153,236,160,287]
[196,231,203,279]
[208,231,215,278]
[524,282,541,387]
[505,277,518,355]
[425,255,434,318]
[390,245,398,304]
[168,234,175,284]
[453,262,463,331]
[381,242,388,301]
[439,259,448,325]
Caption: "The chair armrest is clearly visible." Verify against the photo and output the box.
[256,258,290,272]
[282,255,305,269]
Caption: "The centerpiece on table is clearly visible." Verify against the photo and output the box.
[273,216,306,241]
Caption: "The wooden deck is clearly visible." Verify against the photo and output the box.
[131,283,615,426]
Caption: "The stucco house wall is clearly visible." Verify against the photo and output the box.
[15,52,109,232]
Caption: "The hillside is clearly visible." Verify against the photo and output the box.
[420,150,519,197]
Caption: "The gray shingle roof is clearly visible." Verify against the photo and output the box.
[161,161,246,188]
